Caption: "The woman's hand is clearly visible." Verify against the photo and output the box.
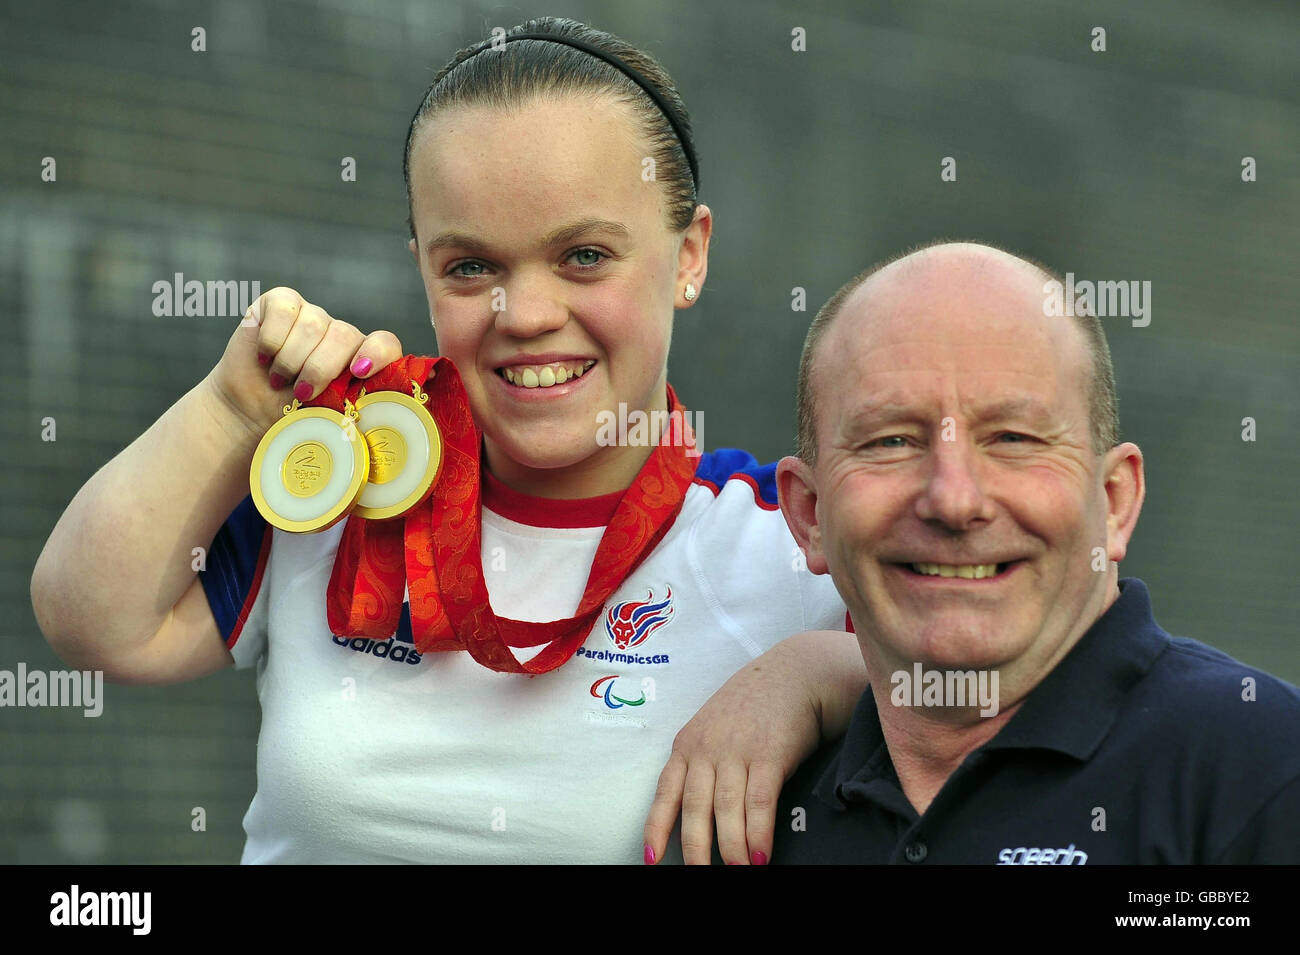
[642,630,867,865]
[205,286,406,438]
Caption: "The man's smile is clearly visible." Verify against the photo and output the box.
[889,559,1028,582]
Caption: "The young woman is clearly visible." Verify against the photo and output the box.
[31,17,865,864]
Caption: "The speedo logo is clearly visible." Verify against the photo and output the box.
[996,844,1088,865]
[330,604,422,666]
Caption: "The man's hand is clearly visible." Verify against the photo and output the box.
[642,630,867,865]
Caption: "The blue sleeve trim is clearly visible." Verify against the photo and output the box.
[695,448,779,508]
[198,494,268,645]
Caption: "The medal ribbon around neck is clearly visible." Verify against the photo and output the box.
[313,356,700,674]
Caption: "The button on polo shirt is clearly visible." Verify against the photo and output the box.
[773,578,1300,864]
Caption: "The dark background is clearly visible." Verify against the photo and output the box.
[2,0,1296,862]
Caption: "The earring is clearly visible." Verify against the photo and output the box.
[684,283,697,301]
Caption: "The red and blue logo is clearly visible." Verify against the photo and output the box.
[605,587,674,650]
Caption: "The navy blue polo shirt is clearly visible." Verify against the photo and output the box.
[773,578,1300,864]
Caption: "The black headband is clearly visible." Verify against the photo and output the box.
[462,31,699,193]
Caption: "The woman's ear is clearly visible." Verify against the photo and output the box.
[676,204,712,308]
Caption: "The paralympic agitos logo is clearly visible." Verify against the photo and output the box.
[590,675,647,709]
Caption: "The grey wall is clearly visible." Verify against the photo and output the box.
[2,0,1296,862]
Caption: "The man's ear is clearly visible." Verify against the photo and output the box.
[776,455,829,574]
[1102,442,1145,563]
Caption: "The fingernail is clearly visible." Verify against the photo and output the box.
[751,850,768,866]
[268,372,285,389]
[293,381,313,401]
[351,356,372,376]
[257,352,270,366]
[643,845,655,865]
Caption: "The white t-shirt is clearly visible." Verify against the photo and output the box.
[200,448,845,863]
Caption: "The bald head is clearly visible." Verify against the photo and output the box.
[796,241,1119,464]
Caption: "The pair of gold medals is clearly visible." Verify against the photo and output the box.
[249,380,443,533]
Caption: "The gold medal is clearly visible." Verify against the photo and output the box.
[352,380,444,521]
[250,397,370,533]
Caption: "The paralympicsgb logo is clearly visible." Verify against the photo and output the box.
[605,587,674,650]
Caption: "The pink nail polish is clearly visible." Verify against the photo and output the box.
[643,845,655,865]
[257,352,270,366]
[351,356,372,376]
[293,381,313,401]
[268,372,285,389]
[751,850,768,866]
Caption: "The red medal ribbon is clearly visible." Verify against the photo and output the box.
[305,356,699,675]
[301,355,438,642]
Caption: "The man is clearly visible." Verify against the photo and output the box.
[771,241,1300,864]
